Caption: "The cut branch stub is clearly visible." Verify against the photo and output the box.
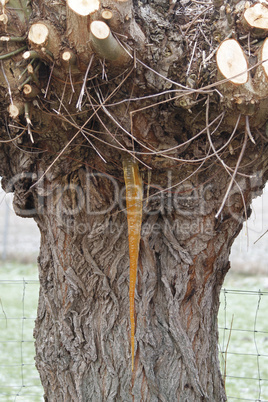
[8,102,24,119]
[243,2,268,38]
[99,7,123,34]
[23,84,40,99]
[67,0,100,16]
[253,37,268,98]
[23,50,39,60]
[28,23,49,47]
[90,20,130,62]
[23,84,33,96]
[216,39,258,117]
[101,9,113,22]
[261,37,268,79]
[61,49,76,65]
[28,21,61,60]
[216,39,249,85]
[100,0,145,45]
[61,49,80,72]
[66,2,94,63]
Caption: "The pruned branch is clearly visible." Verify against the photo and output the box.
[28,21,61,59]
[66,1,95,61]
[216,39,248,85]
[90,20,130,62]
[28,23,49,47]
[66,0,144,66]
[261,37,268,79]
[8,102,24,119]
[0,45,27,60]
[101,0,145,44]
[101,9,113,22]
[67,0,100,16]
[253,37,268,98]
[23,83,40,99]
[215,37,268,121]
[61,49,77,67]
[243,2,268,38]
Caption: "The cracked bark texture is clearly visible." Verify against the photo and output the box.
[0,0,267,401]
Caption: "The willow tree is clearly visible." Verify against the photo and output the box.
[0,0,267,400]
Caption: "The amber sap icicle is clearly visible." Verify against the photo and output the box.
[123,157,143,370]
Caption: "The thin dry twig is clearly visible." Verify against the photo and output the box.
[31,65,138,186]
[182,5,213,35]
[76,55,94,111]
[215,131,248,220]
[44,61,55,99]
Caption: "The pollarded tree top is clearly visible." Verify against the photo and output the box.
[216,38,249,85]
[0,0,267,184]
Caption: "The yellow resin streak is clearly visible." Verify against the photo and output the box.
[123,157,143,370]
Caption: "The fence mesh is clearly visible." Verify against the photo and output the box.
[0,278,42,402]
[219,288,268,401]
[0,276,268,401]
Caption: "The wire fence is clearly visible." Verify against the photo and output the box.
[219,288,268,401]
[0,278,42,401]
[0,277,268,401]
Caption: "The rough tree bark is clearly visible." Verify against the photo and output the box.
[0,0,267,401]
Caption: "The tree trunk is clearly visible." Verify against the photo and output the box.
[0,1,267,401]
